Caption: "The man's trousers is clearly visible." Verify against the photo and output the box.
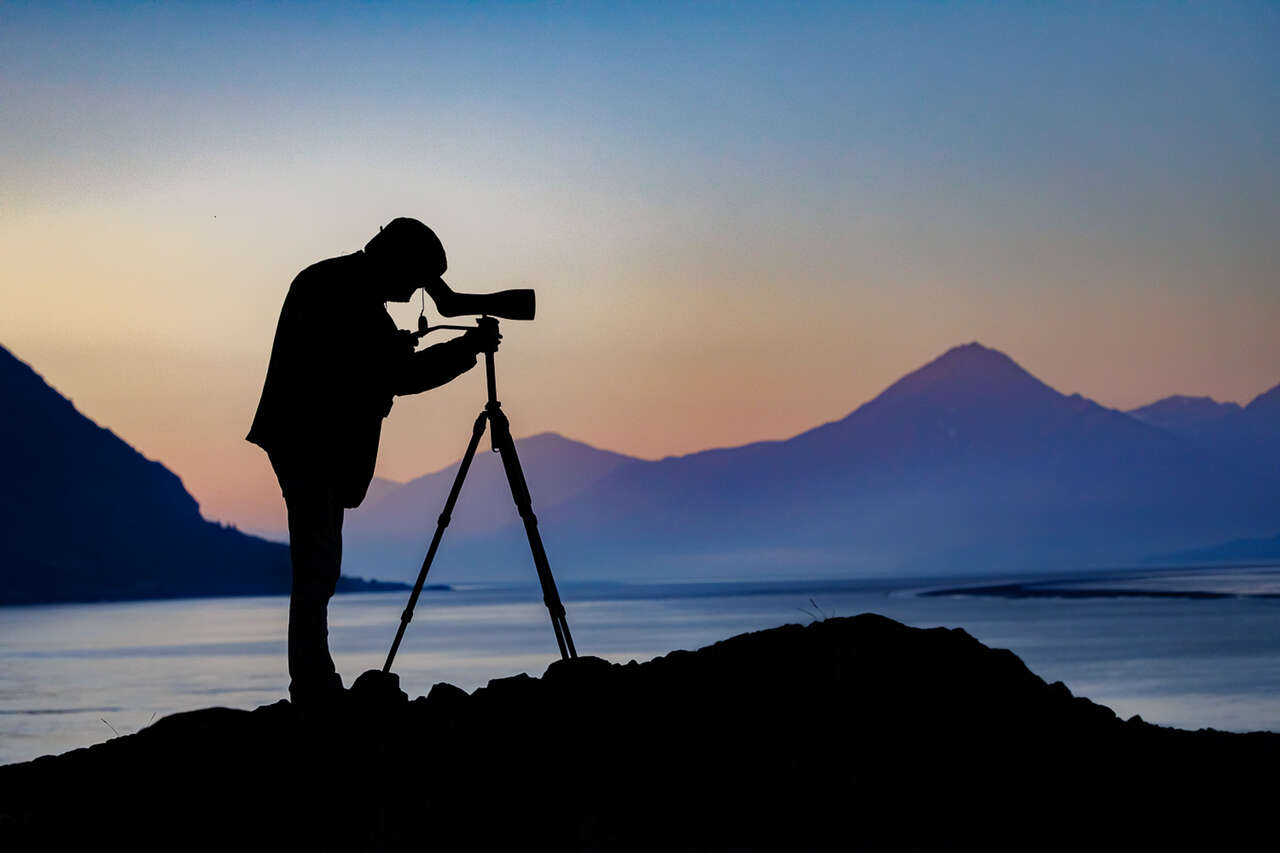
[270,454,345,698]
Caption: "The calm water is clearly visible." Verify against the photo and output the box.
[3,569,1280,766]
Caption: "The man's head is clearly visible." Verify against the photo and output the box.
[364,217,447,302]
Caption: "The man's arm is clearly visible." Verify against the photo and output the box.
[390,334,480,396]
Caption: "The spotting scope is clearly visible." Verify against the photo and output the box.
[423,278,535,321]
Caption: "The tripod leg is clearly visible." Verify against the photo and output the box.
[383,410,489,673]
[486,405,578,660]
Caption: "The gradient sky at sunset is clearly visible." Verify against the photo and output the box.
[2,2,1277,533]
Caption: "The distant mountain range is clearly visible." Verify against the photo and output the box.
[344,342,1280,583]
[1128,386,1280,474]
[343,433,638,578]
[4,340,1276,602]
[0,345,403,605]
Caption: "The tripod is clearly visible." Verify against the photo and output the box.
[383,316,577,673]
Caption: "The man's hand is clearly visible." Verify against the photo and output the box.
[461,318,502,354]
[393,328,419,353]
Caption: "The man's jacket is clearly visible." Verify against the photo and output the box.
[247,252,476,507]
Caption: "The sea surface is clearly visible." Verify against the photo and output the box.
[3,566,1280,766]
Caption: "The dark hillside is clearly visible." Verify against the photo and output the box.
[0,344,399,604]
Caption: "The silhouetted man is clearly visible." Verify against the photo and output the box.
[248,218,498,705]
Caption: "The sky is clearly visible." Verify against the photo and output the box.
[2,1,1277,534]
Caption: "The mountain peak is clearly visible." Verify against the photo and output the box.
[873,342,1056,407]
[935,341,1027,369]
[919,342,1040,381]
[518,431,587,450]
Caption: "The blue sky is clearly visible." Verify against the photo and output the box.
[2,1,1277,528]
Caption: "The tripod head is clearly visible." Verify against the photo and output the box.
[408,311,504,344]
[406,313,504,412]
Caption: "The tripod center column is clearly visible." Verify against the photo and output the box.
[479,316,500,406]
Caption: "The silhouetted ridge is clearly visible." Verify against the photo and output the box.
[1,615,1271,850]
[0,344,402,604]
[0,344,200,522]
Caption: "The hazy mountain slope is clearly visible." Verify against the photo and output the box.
[341,432,639,579]
[1128,395,1244,438]
[1246,384,1280,420]
[1129,384,1280,473]
[1150,531,1280,565]
[360,476,405,510]
[0,345,396,604]
[417,343,1279,582]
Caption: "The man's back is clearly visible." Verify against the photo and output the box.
[248,253,397,492]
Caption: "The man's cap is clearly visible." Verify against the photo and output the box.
[364,217,447,278]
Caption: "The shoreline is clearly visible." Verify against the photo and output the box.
[919,583,1280,600]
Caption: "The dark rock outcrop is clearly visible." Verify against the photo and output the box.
[1,615,1274,851]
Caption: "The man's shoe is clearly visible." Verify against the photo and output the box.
[289,672,346,715]
[350,669,409,710]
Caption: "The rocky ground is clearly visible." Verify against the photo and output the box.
[1,613,1274,851]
